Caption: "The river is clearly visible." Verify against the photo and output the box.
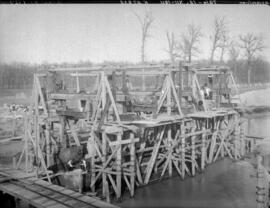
[116,88,270,208]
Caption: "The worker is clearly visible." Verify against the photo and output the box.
[85,133,96,159]
[198,100,204,111]
[203,83,211,99]
[200,86,205,99]
[126,77,133,90]
[208,74,213,86]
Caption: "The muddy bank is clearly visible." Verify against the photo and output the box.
[239,88,270,107]
[237,105,270,115]
[233,87,270,115]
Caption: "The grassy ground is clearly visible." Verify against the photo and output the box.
[0,89,32,106]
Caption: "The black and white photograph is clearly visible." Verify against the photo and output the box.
[0,3,270,208]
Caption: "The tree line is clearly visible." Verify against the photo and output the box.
[1,57,269,90]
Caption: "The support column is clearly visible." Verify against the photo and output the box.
[45,123,51,167]
[59,116,67,148]
[116,132,122,200]
[256,154,266,208]
[201,125,206,171]
[181,123,186,179]
[240,122,245,155]
[168,125,172,177]
[234,116,240,159]
[130,132,135,197]
[102,131,107,198]
[90,132,96,193]
[191,127,196,176]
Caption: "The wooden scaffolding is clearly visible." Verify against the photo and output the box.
[15,63,252,201]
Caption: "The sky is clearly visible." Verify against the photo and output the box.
[0,4,269,64]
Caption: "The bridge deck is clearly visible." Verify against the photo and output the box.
[0,166,118,208]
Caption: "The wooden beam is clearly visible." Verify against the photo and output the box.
[116,133,122,199]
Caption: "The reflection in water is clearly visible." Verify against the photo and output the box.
[245,112,270,139]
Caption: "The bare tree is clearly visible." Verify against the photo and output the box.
[179,24,202,63]
[166,31,178,64]
[218,32,230,63]
[209,16,228,63]
[239,33,265,84]
[228,40,240,76]
[133,10,154,63]
[228,40,240,61]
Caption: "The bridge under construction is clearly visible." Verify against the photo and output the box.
[0,63,259,207]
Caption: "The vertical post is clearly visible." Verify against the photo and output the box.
[234,122,239,160]
[90,157,96,193]
[34,77,40,177]
[130,132,135,197]
[111,71,117,100]
[12,112,16,137]
[178,62,182,105]
[25,116,29,171]
[167,74,172,177]
[78,169,83,193]
[191,128,196,176]
[59,116,67,148]
[217,75,221,108]
[102,131,107,198]
[45,123,50,167]
[256,154,266,208]
[90,131,96,193]
[76,71,81,110]
[168,125,172,177]
[201,125,206,171]
[221,117,226,158]
[116,132,122,200]
[101,73,106,110]
[181,123,186,179]
[111,71,117,119]
[240,122,245,155]
[122,70,127,113]
[105,180,110,203]
[167,74,172,116]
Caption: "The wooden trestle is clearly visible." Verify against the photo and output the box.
[13,64,255,201]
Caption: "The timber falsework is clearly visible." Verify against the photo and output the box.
[5,63,258,204]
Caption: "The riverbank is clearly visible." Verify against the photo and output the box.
[239,87,270,107]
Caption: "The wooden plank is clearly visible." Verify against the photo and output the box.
[109,137,139,146]
[91,199,120,208]
[50,93,95,101]
[0,183,54,208]
[0,176,11,183]
[76,195,99,204]
[31,196,53,206]
[0,177,116,208]
[24,178,105,206]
